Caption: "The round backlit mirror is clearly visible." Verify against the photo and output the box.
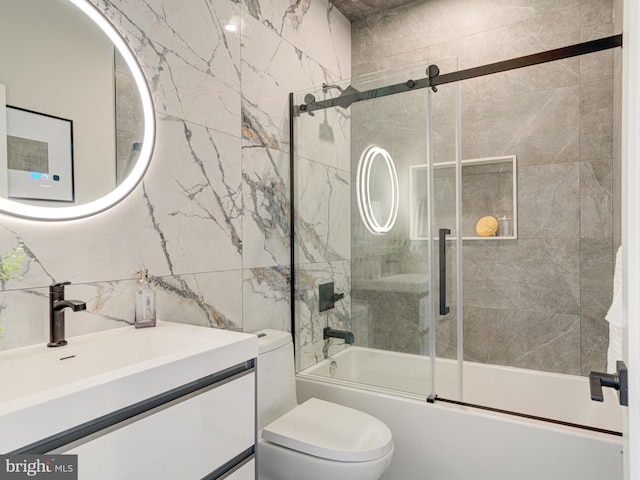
[0,0,155,220]
[356,146,399,234]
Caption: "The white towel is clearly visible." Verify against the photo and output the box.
[605,246,624,373]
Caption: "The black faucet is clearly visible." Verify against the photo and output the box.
[323,326,354,345]
[48,282,87,347]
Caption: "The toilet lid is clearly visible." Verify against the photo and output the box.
[262,398,393,462]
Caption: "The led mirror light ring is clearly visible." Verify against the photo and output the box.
[0,0,155,221]
[356,146,399,234]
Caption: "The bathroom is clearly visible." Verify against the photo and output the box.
[0,0,638,478]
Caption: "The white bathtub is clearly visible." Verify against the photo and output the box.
[297,346,624,480]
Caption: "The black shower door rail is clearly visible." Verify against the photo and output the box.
[294,34,622,115]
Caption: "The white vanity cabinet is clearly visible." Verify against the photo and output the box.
[62,367,256,479]
[2,323,258,480]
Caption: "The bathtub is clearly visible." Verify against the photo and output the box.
[297,346,624,480]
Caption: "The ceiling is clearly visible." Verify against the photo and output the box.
[331,0,418,22]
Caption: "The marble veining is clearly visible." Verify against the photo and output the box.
[93,0,242,137]
[463,308,581,374]
[242,144,290,268]
[296,157,351,264]
[143,115,243,275]
[243,266,291,332]
[240,0,350,79]
[154,272,242,329]
[296,259,351,371]
[0,0,351,351]
[241,9,343,153]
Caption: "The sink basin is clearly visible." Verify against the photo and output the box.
[0,325,215,404]
[0,321,257,452]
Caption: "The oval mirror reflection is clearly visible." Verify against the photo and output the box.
[357,146,399,234]
[0,0,154,220]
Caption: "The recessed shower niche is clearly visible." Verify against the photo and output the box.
[410,155,517,240]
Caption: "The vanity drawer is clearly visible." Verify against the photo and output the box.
[64,371,255,479]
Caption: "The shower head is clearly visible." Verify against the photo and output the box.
[335,84,360,109]
[319,112,334,141]
[341,85,359,96]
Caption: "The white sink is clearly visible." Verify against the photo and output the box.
[0,321,257,452]
[0,326,213,403]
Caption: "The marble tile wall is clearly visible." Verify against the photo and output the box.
[351,0,616,375]
[0,0,350,351]
[291,71,355,369]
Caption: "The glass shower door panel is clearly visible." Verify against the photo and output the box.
[291,81,353,374]
[348,73,434,399]
[428,77,463,401]
[453,60,622,432]
[291,62,437,401]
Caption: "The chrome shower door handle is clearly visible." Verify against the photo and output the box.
[439,228,451,316]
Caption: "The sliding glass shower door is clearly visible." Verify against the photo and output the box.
[425,64,463,401]
[429,53,622,433]
[292,62,442,400]
[292,43,623,433]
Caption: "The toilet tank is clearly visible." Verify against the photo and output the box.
[256,329,298,429]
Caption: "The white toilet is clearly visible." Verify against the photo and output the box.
[256,329,394,480]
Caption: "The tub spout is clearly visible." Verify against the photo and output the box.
[323,327,354,345]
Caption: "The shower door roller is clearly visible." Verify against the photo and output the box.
[589,360,628,406]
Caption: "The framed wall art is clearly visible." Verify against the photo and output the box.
[5,106,74,202]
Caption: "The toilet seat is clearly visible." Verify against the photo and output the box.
[262,398,393,462]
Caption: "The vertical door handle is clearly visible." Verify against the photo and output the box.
[439,228,451,315]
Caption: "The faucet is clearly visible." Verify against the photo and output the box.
[323,326,354,345]
[48,282,87,347]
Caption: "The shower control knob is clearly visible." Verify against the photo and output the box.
[319,282,343,312]
[329,293,344,302]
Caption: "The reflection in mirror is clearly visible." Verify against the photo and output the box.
[0,0,154,220]
[356,146,399,234]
